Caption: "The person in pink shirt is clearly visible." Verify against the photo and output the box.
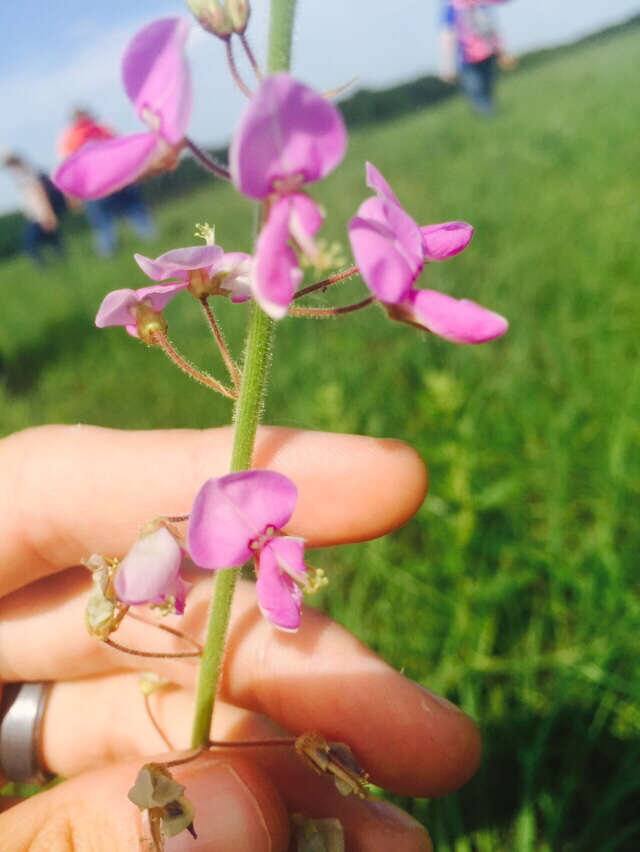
[440,1,515,113]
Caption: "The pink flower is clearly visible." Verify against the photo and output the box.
[348,163,508,343]
[114,525,191,615]
[229,74,347,319]
[53,18,192,199]
[134,245,253,302]
[187,471,310,631]
[95,281,187,338]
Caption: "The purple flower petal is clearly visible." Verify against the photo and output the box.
[400,289,509,344]
[365,161,402,206]
[348,212,417,304]
[114,526,183,606]
[188,471,298,570]
[134,245,224,281]
[287,193,323,263]
[421,222,473,261]
[122,18,192,144]
[95,282,187,335]
[162,574,193,615]
[253,197,303,319]
[256,537,306,631]
[52,133,159,200]
[358,165,424,274]
[230,73,346,200]
[137,281,189,311]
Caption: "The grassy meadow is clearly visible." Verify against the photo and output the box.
[2,24,639,851]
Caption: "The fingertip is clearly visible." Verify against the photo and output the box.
[169,754,290,851]
[0,756,290,852]
[253,429,427,545]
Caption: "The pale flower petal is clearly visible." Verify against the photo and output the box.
[114,526,184,606]
[216,252,253,302]
[134,245,224,280]
[95,282,187,336]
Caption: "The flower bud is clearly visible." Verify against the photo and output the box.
[186,0,233,39]
[225,0,250,34]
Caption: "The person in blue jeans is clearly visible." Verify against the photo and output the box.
[1,153,66,266]
[83,184,156,258]
[440,0,515,114]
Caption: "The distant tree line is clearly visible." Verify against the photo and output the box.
[0,12,637,261]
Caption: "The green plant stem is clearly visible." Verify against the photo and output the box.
[190,0,296,750]
[268,0,297,72]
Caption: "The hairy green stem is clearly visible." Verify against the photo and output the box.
[190,0,296,749]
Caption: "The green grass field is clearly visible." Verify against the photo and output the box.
[2,24,639,851]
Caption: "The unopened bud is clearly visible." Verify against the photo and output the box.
[186,0,233,39]
[225,0,250,34]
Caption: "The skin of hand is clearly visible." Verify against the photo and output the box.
[0,425,481,851]
[497,52,517,71]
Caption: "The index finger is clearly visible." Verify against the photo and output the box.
[0,424,426,597]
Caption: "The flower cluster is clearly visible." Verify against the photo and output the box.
[64,14,508,634]
[113,471,312,631]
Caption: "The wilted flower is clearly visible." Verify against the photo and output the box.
[84,554,128,640]
[53,19,192,199]
[295,732,370,799]
[114,523,191,614]
[348,162,508,343]
[230,74,347,318]
[128,762,196,848]
[188,470,322,631]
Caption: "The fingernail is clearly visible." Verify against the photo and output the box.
[367,799,425,830]
[164,761,270,851]
[419,685,466,714]
[366,800,432,850]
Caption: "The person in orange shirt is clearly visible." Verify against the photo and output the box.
[57,109,155,257]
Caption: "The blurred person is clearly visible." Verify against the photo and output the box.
[1,153,66,266]
[57,108,155,257]
[439,0,516,114]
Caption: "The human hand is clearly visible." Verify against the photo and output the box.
[39,213,58,233]
[497,52,517,71]
[440,70,457,85]
[0,425,480,850]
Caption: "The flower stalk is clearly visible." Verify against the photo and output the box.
[190,0,296,750]
[152,330,237,399]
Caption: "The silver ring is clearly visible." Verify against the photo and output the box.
[0,682,52,784]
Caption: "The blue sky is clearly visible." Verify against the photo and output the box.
[1,0,638,212]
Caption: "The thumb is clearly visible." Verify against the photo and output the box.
[0,754,289,851]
